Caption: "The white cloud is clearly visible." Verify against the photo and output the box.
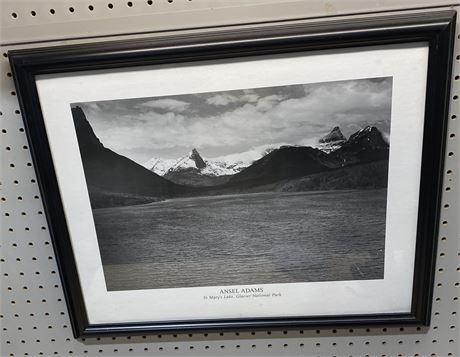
[206,94,239,106]
[138,98,190,112]
[82,102,101,112]
[80,78,392,163]
[255,94,286,111]
[206,92,261,106]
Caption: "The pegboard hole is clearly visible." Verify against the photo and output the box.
[49,9,55,14]
[127,1,133,7]
[69,7,75,13]
[108,3,114,8]
[11,13,18,19]
[30,11,36,16]
[88,5,94,11]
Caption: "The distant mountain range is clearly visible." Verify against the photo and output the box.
[220,125,388,190]
[142,125,388,187]
[72,106,389,208]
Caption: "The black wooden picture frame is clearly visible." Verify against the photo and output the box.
[8,10,456,337]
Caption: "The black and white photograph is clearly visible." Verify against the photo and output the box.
[12,13,450,334]
[71,77,392,291]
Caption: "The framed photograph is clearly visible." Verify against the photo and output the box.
[9,10,455,337]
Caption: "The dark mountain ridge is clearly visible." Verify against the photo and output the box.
[227,146,331,188]
[328,125,389,166]
[225,126,388,189]
[71,106,195,207]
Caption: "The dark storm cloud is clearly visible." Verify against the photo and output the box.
[73,77,392,164]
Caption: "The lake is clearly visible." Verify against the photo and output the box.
[94,189,387,291]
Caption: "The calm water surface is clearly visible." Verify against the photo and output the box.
[94,189,386,291]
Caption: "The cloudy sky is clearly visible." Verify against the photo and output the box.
[72,77,392,165]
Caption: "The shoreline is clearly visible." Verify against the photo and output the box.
[94,187,388,212]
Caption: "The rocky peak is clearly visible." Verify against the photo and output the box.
[71,106,103,152]
[189,148,207,169]
[319,126,346,143]
[346,126,388,149]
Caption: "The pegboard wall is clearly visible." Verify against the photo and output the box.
[1,1,459,356]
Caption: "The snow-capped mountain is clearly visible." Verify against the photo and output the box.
[168,148,206,172]
[142,146,281,186]
[143,149,248,178]
[143,146,279,178]
[143,157,177,176]
[315,126,346,153]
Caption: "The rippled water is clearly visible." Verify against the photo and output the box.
[94,189,386,291]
